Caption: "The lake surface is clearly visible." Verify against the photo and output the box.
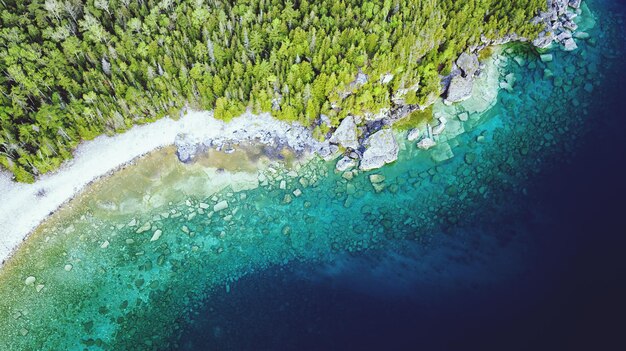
[0,1,625,350]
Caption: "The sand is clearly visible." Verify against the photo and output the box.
[0,110,314,265]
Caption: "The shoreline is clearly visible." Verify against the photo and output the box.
[0,0,585,267]
[0,111,323,266]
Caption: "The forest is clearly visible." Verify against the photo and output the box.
[0,0,546,182]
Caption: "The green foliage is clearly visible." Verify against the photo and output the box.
[0,0,546,180]
[393,106,435,131]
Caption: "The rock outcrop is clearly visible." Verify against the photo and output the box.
[329,115,359,150]
[533,0,583,50]
[445,75,474,104]
[359,129,399,171]
[456,53,479,77]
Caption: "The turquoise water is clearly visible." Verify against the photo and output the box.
[0,1,624,349]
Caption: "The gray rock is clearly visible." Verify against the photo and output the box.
[329,115,359,149]
[456,52,479,77]
[432,119,446,136]
[352,71,369,86]
[417,137,436,150]
[533,31,555,48]
[336,156,357,172]
[563,21,578,31]
[569,0,581,9]
[562,38,578,51]
[318,143,340,161]
[556,31,573,42]
[445,75,474,104]
[175,133,200,162]
[380,73,394,84]
[407,128,421,141]
[213,201,228,212]
[359,129,399,171]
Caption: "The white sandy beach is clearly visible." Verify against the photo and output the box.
[0,110,321,265]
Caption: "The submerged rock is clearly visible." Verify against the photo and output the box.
[369,174,386,184]
[431,143,454,163]
[540,53,554,62]
[213,201,229,212]
[359,129,399,171]
[150,230,163,242]
[329,115,359,150]
[417,137,436,150]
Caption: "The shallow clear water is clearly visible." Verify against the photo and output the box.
[1,1,625,350]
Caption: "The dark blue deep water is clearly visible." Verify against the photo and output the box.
[179,3,626,351]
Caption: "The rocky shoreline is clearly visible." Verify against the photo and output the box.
[174,0,587,173]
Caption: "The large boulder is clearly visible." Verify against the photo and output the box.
[456,53,479,77]
[329,115,359,149]
[359,129,399,171]
[335,156,357,172]
[407,128,421,141]
[445,75,474,104]
[175,133,201,162]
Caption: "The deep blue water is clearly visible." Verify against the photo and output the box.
[178,3,626,350]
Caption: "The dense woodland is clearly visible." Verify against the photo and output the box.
[0,0,546,182]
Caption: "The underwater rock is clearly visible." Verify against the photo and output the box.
[136,221,151,234]
[445,119,465,138]
[431,143,455,163]
[150,230,163,242]
[369,174,386,184]
[359,129,399,171]
[540,53,554,62]
[458,112,469,122]
[432,116,447,135]
[574,32,590,40]
[213,201,229,212]
[329,115,359,150]
[465,152,477,165]
[417,137,436,150]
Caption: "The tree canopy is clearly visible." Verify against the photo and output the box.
[0,0,546,182]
